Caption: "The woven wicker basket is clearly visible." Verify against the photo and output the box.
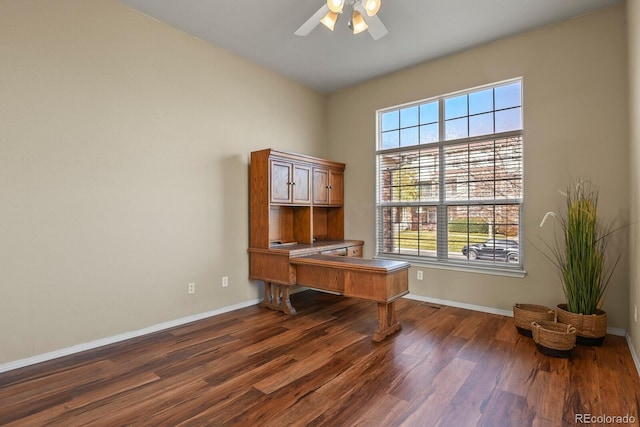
[513,303,555,337]
[531,320,576,358]
[556,304,607,346]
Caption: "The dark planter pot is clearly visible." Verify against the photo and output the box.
[555,304,607,346]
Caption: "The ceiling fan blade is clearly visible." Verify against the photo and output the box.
[354,3,388,40]
[295,4,330,36]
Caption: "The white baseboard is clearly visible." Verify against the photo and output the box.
[626,333,640,378]
[607,327,626,337]
[404,293,627,338]
[0,298,261,374]
[404,293,514,317]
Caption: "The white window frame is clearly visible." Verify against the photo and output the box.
[375,79,525,277]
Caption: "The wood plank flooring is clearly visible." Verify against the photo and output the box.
[1,290,639,426]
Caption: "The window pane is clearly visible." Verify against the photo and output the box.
[495,205,520,248]
[398,207,419,254]
[445,95,468,120]
[469,88,493,115]
[444,145,469,200]
[400,127,419,147]
[378,150,421,203]
[381,110,399,131]
[417,148,439,201]
[495,81,522,110]
[448,205,470,260]
[400,106,419,128]
[448,205,492,261]
[416,206,437,257]
[468,141,496,200]
[419,123,439,144]
[448,205,520,264]
[378,154,401,203]
[445,117,468,140]
[380,206,438,257]
[468,205,495,261]
[469,112,494,137]
[420,101,438,124]
[381,130,399,149]
[495,107,522,132]
[495,137,523,199]
[380,207,399,253]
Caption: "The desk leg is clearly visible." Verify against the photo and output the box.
[372,301,402,342]
[259,282,297,315]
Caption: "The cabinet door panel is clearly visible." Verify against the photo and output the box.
[271,160,292,204]
[313,168,330,204]
[292,165,311,204]
[329,169,344,205]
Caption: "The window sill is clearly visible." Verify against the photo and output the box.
[374,255,527,278]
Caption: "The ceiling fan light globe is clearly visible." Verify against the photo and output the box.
[361,0,381,17]
[320,11,339,31]
[327,0,344,13]
[351,11,368,34]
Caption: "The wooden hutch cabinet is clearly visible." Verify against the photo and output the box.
[249,148,360,251]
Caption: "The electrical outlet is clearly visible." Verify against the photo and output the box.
[222,276,229,287]
[188,282,195,294]
[417,270,423,280]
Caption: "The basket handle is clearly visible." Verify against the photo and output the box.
[531,321,540,341]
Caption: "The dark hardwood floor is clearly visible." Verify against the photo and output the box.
[1,290,639,426]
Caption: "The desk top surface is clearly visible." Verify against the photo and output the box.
[249,240,364,256]
[291,254,410,273]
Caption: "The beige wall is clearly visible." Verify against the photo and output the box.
[628,0,640,358]
[0,0,326,364]
[327,5,630,329]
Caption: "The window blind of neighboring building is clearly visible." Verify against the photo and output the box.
[375,79,523,272]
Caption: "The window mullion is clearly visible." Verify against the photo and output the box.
[437,98,447,261]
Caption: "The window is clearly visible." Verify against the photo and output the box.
[376,79,523,273]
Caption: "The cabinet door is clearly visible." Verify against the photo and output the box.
[270,160,292,204]
[328,169,344,205]
[313,167,330,204]
[292,164,311,204]
[313,167,343,205]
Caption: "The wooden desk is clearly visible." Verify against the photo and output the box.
[291,255,409,342]
[248,240,364,314]
[248,240,364,288]
[248,150,409,341]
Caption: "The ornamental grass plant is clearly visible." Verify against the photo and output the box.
[539,180,621,315]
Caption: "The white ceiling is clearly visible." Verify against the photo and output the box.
[119,0,622,94]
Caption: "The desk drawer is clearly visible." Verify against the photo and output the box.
[320,248,347,256]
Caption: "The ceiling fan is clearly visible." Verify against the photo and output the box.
[295,0,388,40]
